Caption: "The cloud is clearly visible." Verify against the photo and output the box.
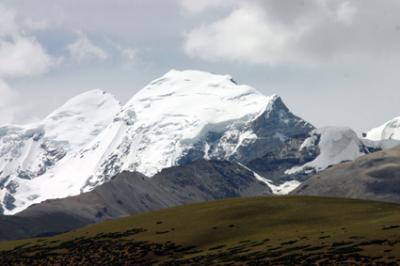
[67,33,108,62]
[103,38,141,67]
[184,5,301,65]
[0,4,54,78]
[0,4,56,124]
[183,0,400,66]
[0,36,54,78]
[178,0,235,14]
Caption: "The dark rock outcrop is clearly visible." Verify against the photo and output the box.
[293,148,400,203]
[178,96,315,184]
[0,160,270,240]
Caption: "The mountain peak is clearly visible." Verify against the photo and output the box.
[0,89,122,215]
[366,116,400,141]
[126,70,274,129]
[162,69,234,82]
[42,89,121,147]
[266,94,286,109]
[45,89,119,120]
[136,70,239,98]
[286,126,365,175]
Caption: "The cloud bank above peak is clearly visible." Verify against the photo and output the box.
[0,0,398,134]
[182,0,400,66]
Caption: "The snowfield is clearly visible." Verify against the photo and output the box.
[285,127,366,175]
[365,117,400,141]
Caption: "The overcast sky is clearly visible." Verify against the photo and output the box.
[0,0,400,134]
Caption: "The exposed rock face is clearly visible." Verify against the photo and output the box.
[293,148,400,203]
[247,138,318,183]
[234,96,314,163]
[0,160,270,240]
[178,95,315,184]
[249,126,371,184]
[284,127,369,177]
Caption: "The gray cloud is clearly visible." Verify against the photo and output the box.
[0,4,54,78]
[183,0,400,66]
[0,0,399,135]
[67,33,108,62]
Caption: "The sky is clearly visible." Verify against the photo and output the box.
[0,0,400,134]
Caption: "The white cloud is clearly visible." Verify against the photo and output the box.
[183,0,400,66]
[0,4,56,124]
[0,36,53,78]
[67,34,108,62]
[0,4,54,78]
[184,5,303,65]
[178,0,235,14]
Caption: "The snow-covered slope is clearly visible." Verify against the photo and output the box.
[365,117,400,141]
[286,127,367,175]
[113,69,275,176]
[42,90,121,148]
[0,70,314,214]
[0,90,121,213]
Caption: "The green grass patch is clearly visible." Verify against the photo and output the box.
[1,196,400,265]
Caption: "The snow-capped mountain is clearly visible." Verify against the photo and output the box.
[365,116,400,141]
[4,69,394,216]
[69,70,313,194]
[284,124,400,178]
[0,70,314,214]
[0,90,121,213]
[285,127,367,175]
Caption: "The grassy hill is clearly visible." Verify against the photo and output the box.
[1,196,400,265]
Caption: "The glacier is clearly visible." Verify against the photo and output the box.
[365,116,400,141]
[285,127,367,175]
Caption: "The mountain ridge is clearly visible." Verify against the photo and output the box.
[365,116,400,141]
[0,89,121,213]
[0,159,270,240]
[293,147,400,203]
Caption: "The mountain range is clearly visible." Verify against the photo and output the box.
[1,69,400,223]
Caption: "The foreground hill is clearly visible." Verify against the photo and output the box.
[0,160,270,240]
[294,148,400,203]
[1,196,400,265]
